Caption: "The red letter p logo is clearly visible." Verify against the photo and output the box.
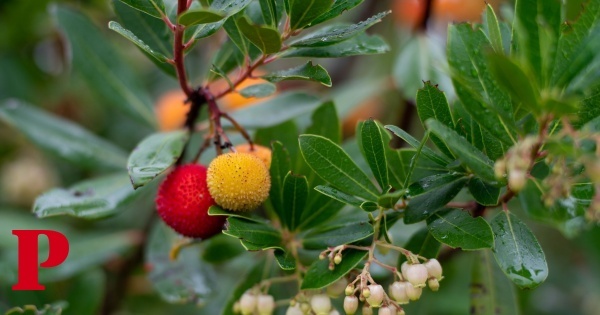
[12,230,69,290]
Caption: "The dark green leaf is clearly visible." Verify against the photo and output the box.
[127,130,188,189]
[239,83,277,98]
[291,11,389,47]
[282,172,309,230]
[117,0,165,19]
[427,209,494,250]
[314,185,378,211]
[187,20,225,40]
[0,100,127,170]
[289,0,334,30]
[202,234,245,263]
[33,173,138,219]
[208,39,245,80]
[305,101,341,144]
[470,250,519,315]
[112,0,175,76]
[263,61,332,87]
[576,88,600,128]
[146,221,215,303]
[468,178,501,206]
[178,9,224,26]
[360,119,389,190]
[255,120,299,164]
[280,33,389,58]
[53,6,156,127]
[551,0,600,89]
[487,54,541,115]
[224,14,250,54]
[385,125,451,166]
[258,0,278,26]
[303,222,373,249]
[274,249,296,270]
[491,211,549,289]
[426,119,499,184]
[228,92,320,128]
[377,189,404,209]
[301,249,366,289]
[310,0,364,26]
[236,16,281,54]
[299,135,379,201]
[485,4,503,53]
[65,269,105,315]
[416,81,455,159]
[405,174,468,224]
[225,217,283,250]
[447,23,515,144]
[268,141,291,222]
[211,0,253,15]
[397,228,441,267]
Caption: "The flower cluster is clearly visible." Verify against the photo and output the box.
[494,136,538,192]
[234,291,275,315]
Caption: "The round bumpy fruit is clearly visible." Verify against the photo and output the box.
[207,152,271,211]
[234,144,272,168]
[155,164,225,238]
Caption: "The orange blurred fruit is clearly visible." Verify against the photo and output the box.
[234,143,272,168]
[155,90,189,131]
[211,70,274,111]
[393,0,493,29]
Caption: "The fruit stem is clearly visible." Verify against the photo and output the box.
[174,0,192,97]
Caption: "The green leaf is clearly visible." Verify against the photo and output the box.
[303,222,373,249]
[236,16,281,54]
[109,21,169,62]
[384,125,450,166]
[127,130,189,189]
[258,0,278,26]
[305,101,341,144]
[426,119,499,184]
[301,249,366,289]
[289,0,334,30]
[274,249,297,270]
[282,172,309,231]
[485,4,504,53]
[267,141,291,224]
[211,0,254,15]
[299,135,379,201]
[310,0,364,26]
[65,269,105,315]
[468,178,501,206]
[53,6,156,127]
[447,23,515,145]
[314,185,378,211]
[0,100,127,170]
[280,33,389,58]
[187,20,226,40]
[224,14,250,54]
[112,0,174,76]
[178,9,224,26]
[427,209,494,250]
[377,190,404,209]
[146,221,216,303]
[225,217,283,250]
[209,205,266,223]
[208,39,245,80]
[263,61,332,87]
[416,81,455,159]
[551,0,600,88]
[117,0,165,19]
[291,11,389,47]
[228,92,320,129]
[255,120,299,164]
[397,228,441,267]
[490,211,549,289]
[202,234,245,263]
[360,119,389,190]
[405,174,468,224]
[5,302,68,315]
[239,83,277,98]
[487,54,541,115]
[470,250,519,315]
[33,173,139,219]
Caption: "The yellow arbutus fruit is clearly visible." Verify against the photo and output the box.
[155,90,189,131]
[234,143,272,168]
[207,152,271,212]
